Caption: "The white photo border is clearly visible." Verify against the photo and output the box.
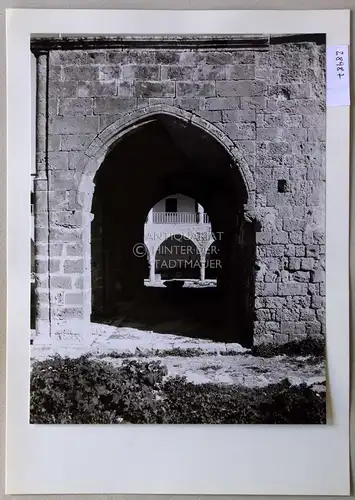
[5,8,350,495]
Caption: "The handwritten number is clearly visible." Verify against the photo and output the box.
[334,49,347,81]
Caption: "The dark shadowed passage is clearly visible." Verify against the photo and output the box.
[91,114,256,346]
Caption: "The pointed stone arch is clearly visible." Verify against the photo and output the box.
[77,103,257,344]
[77,104,256,216]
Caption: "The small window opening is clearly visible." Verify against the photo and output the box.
[278,179,288,193]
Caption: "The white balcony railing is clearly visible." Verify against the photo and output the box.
[149,212,210,224]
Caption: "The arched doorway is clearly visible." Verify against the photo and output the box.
[154,234,202,282]
[89,111,255,345]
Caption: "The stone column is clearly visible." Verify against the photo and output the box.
[198,204,204,224]
[74,174,96,343]
[149,253,155,283]
[48,172,92,346]
[147,208,153,223]
[200,256,206,282]
[33,51,51,341]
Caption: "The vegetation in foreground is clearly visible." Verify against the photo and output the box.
[251,337,325,362]
[30,356,326,425]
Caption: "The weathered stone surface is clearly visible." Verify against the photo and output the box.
[50,50,87,65]
[161,65,194,80]
[197,110,222,122]
[35,38,325,346]
[293,271,310,282]
[311,269,325,283]
[114,81,133,97]
[205,97,240,110]
[289,231,303,245]
[256,308,272,321]
[85,51,107,64]
[222,109,255,122]
[226,64,255,80]
[66,243,84,256]
[260,113,303,128]
[49,82,78,98]
[281,321,306,336]
[256,232,272,244]
[58,98,93,116]
[300,258,314,271]
[107,50,153,65]
[50,227,82,243]
[52,307,84,320]
[173,97,203,111]
[205,52,234,65]
[295,246,306,257]
[278,282,308,296]
[98,65,122,79]
[272,231,289,244]
[50,211,83,228]
[284,244,295,257]
[78,81,117,97]
[283,218,305,232]
[136,81,175,97]
[306,245,320,258]
[65,292,84,305]
[299,308,316,321]
[94,97,136,114]
[195,65,226,80]
[45,135,61,152]
[149,97,175,106]
[50,116,99,135]
[60,134,93,151]
[220,123,255,140]
[46,152,69,171]
[305,321,322,336]
[257,283,278,296]
[35,259,49,274]
[48,65,62,81]
[63,259,84,274]
[49,259,61,273]
[288,258,300,271]
[216,80,266,97]
[122,64,160,80]
[257,127,283,141]
[63,65,99,81]
[155,51,180,64]
[241,96,266,111]
[72,276,83,290]
[265,245,285,257]
[50,276,72,289]
[48,171,80,191]
[50,291,64,306]
[176,81,215,97]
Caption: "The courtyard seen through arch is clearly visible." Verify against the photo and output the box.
[90,113,255,345]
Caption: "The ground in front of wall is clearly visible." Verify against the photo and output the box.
[31,324,326,390]
[95,327,325,390]
[30,326,326,424]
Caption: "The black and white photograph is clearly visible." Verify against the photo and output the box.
[30,33,326,425]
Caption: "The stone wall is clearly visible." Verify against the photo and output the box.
[32,35,326,346]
